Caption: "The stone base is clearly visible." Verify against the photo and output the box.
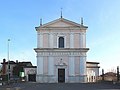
[68,75,87,83]
[79,75,87,83]
[36,75,87,83]
[36,75,56,83]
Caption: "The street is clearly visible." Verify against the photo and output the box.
[0,82,120,90]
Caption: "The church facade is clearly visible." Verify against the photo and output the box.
[34,17,89,83]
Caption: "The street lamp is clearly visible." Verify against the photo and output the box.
[7,39,10,83]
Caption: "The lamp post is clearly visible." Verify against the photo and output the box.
[7,39,10,83]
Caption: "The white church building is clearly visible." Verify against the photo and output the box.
[34,16,99,83]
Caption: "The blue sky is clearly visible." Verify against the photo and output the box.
[0,0,120,73]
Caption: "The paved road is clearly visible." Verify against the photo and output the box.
[0,82,120,90]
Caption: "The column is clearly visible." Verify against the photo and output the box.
[49,33,54,48]
[70,33,74,48]
[69,57,75,76]
[48,57,54,75]
[37,33,43,48]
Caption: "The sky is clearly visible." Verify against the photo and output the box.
[0,0,120,73]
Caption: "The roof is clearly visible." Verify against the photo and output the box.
[87,66,100,68]
[1,61,32,66]
[104,72,116,77]
[24,66,37,68]
[1,61,16,64]
[35,17,88,29]
[18,62,32,64]
[86,61,100,68]
[86,61,100,64]
[17,62,32,66]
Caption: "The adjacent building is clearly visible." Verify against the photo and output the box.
[1,59,16,76]
[1,59,36,81]
[86,62,100,82]
[24,66,36,81]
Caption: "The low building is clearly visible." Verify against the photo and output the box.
[86,62,100,82]
[104,72,117,81]
[1,59,36,82]
[1,59,16,76]
[99,72,117,82]
[24,66,37,82]
[13,61,33,77]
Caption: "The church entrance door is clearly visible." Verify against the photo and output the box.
[58,69,65,83]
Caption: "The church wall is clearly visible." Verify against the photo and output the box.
[35,18,89,83]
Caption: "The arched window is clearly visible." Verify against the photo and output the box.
[59,37,64,48]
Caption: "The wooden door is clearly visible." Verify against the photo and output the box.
[58,69,65,83]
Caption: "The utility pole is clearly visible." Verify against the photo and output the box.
[117,66,119,82]
[7,39,10,84]
[102,69,104,81]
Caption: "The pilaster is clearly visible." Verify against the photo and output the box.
[37,33,43,48]
[48,57,54,75]
[70,33,74,48]
[69,56,75,76]
[37,56,43,74]
[80,56,87,82]
[49,33,54,48]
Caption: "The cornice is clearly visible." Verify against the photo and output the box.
[35,27,87,31]
[37,32,86,35]
[34,48,89,56]
[34,48,89,52]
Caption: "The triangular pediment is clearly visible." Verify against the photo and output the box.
[40,18,81,28]
[48,21,75,27]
